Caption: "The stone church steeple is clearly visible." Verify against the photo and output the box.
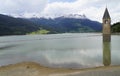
[103,8,111,19]
[103,8,111,66]
[103,8,111,42]
[103,8,111,35]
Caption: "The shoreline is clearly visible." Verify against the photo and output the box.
[0,62,120,76]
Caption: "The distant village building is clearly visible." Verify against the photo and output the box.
[103,8,111,42]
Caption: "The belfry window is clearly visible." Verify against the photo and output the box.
[105,20,108,24]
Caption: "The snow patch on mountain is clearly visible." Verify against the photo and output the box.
[38,14,87,19]
[13,13,88,20]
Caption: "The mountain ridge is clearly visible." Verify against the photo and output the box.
[0,14,40,35]
[29,16,102,33]
[0,14,102,36]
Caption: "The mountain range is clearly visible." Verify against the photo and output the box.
[0,14,102,35]
[0,14,40,35]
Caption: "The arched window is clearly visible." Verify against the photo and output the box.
[105,20,108,24]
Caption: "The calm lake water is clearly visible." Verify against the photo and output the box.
[0,33,120,69]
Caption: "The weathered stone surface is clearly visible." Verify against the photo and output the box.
[102,8,111,42]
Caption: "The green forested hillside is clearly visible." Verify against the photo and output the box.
[0,14,40,35]
[112,22,120,33]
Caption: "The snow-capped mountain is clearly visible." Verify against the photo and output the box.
[14,13,88,20]
[27,14,87,19]
[0,13,102,35]
[59,14,87,19]
[29,14,102,33]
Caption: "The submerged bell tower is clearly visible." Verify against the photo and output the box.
[102,8,111,42]
[103,8,111,66]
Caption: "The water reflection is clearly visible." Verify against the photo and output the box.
[103,35,111,66]
[103,34,111,42]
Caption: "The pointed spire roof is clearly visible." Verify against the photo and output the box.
[103,8,111,19]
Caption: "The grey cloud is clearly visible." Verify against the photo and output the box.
[0,0,119,23]
[0,0,48,15]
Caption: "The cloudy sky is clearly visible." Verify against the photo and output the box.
[0,0,120,23]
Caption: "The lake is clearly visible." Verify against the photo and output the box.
[0,33,120,69]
